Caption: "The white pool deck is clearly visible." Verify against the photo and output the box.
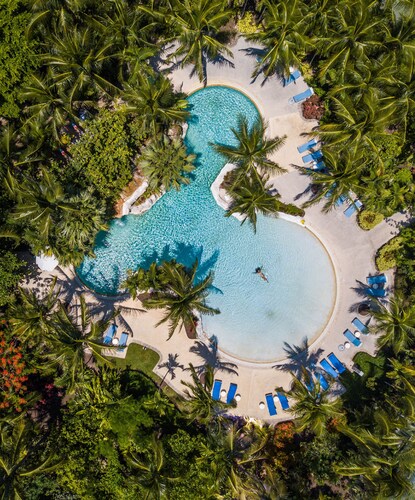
[32,37,411,422]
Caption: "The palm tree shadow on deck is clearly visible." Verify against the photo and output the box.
[188,336,238,377]
[274,337,324,379]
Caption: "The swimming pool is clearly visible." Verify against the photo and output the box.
[77,86,335,362]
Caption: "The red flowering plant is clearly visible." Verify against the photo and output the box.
[0,321,35,413]
[301,94,325,120]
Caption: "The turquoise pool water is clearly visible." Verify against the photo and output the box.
[77,86,335,362]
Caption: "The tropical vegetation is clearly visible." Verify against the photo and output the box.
[1,0,415,498]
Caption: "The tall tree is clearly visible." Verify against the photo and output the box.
[181,364,229,423]
[213,116,286,185]
[371,294,415,355]
[287,375,343,436]
[138,134,196,192]
[249,0,311,78]
[226,174,281,232]
[122,75,189,135]
[142,260,219,339]
[163,0,233,84]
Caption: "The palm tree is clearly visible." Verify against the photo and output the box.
[248,0,312,78]
[54,189,108,265]
[20,74,73,140]
[122,262,167,299]
[122,76,189,135]
[287,375,343,436]
[226,174,280,232]
[181,364,229,423]
[155,0,234,84]
[299,148,365,212]
[0,419,59,499]
[318,91,397,172]
[212,116,286,185]
[387,358,415,397]
[4,168,79,248]
[142,260,219,339]
[42,27,118,106]
[46,294,118,392]
[138,135,196,192]
[7,278,61,345]
[335,415,415,499]
[371,294,415,355]
[316,0,386,83]
[384,1,415,82]
[125,437,179,499]
[199,423,271,496]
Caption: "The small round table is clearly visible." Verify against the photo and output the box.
[344,341,351,349]
[354,330,361,338]
[338,344,345,351]
[259,402,265,410]
[112,337,119,346]
[220,389,227,398]
[235,394,241,402]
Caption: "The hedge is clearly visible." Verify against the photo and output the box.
[375,236,403,271]
[357,210,384,230]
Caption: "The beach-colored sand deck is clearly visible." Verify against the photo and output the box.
[29,36,411,422]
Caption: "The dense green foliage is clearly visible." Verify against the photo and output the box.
[1,1,415,498]
[0,0,39,117]
[357,210,384,231]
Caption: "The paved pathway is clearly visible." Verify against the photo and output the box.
[31,37,408,422]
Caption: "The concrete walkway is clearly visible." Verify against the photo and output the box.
[31,37,408,423]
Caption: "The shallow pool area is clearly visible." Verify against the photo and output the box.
[77,86,336,362]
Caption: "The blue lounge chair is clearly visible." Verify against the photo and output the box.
[302,150,323,163]
[291,87,314,103]
[316,372,329,391]
[344,199,363,218]
[118,332,129,351]
[226,383,237,404]
[277,392,290,410]
[313,161,326,170]
[103,324,117,344]
[343,329,362,347]
[352,317,369,334]
[367,274,387,286]
[335,194,348,207]
[212,380,222,401]
[265,393,277,416]
[320,359,339,379]
[297,138,318,153]
[283,69,301,86]
[327,353,346,374]
[367,287,387,298]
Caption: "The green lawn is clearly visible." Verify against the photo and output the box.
[353,351,386,379]
[107,343,184,405]
[110,342,160,373]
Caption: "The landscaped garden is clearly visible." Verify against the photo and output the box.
[1,0,415,497]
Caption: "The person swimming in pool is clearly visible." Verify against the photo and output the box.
[255,267,269,282]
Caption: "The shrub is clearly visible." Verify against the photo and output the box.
[357,210,384,230]
[302,94,325,120]
[236,12,257,34]
[375,236,403,271]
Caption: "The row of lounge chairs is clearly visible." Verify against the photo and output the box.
[212,380,238,404]
[266,391,290,416]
